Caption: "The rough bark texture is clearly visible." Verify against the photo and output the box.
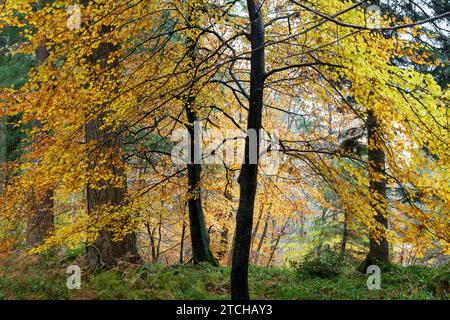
[360,110,389,271]
[185,107,218,266]
[231,0,265,300]
[27,43,54,246]
[82,3,140,269]
[85,116,140,269]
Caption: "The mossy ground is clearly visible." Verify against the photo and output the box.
[0,252,447,300]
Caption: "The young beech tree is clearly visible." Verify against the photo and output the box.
[182,2,218,266]
[231,0,266,300]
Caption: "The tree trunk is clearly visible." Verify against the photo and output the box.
[82,1,139,269]
[253,212,270,265]
[85,116,140,269]
[250,203,264,261]
[185,107,218,266]
[231,0,265,300]
[27,42,54,246]
[181,3,219,267]
[341,211,348,256]
[180,219,186,264]
[266,217,290,267]
[359,110,389,271]
[145,222,158,262]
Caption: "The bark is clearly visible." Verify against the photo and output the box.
[317,208,327,256]
[82,1,139,269]
[180,219,186,264]
[231,0,265,300]
[266,217,290,267]
[359,110,389,271]
[145,222,158,262]
[253,213,270,265]
[227,226,236,266]
[341,211,349,256]
[27,189,54,245]
[85,115,140,269]
[218,225,229,262]
[27,43,54,246]
[182,4,218,267]
[185,107,218,266]
[399,244,406,266]
[250,203,264,259]
[156,216,162,259]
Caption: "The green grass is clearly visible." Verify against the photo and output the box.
[0,254,447,300]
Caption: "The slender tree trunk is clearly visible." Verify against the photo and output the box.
[145,222,157,262]
[27,42,54,246]
[317,208,327,256]
[266,217,290,267]
[399,244,405,266]
[180,219,186,264]
[227,226,236,266]
[218,225,229,262]
[156,215,162,259]
[250,203,264,261]
[185,107,218,266]
[231,0,265,300]
[359,110,389,270]
[182,4,218,266]
[254,213,270,265]
[341,211,348,256]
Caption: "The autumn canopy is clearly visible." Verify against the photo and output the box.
[0,0,448,300]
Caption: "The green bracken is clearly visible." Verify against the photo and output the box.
[0,254,447,300]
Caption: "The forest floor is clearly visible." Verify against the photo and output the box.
[0,252,448,300]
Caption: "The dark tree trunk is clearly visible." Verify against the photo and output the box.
[341,211,348,256]
[182,4,218,267]
[145,222,157,262]
[185,107,218,266]
[231,0,265,300]
[359,110,389,271]
[180,219,186,264]
[27,43,54,246]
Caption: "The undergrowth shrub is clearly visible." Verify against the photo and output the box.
[427,263,449,299]
[291,249,351,279]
